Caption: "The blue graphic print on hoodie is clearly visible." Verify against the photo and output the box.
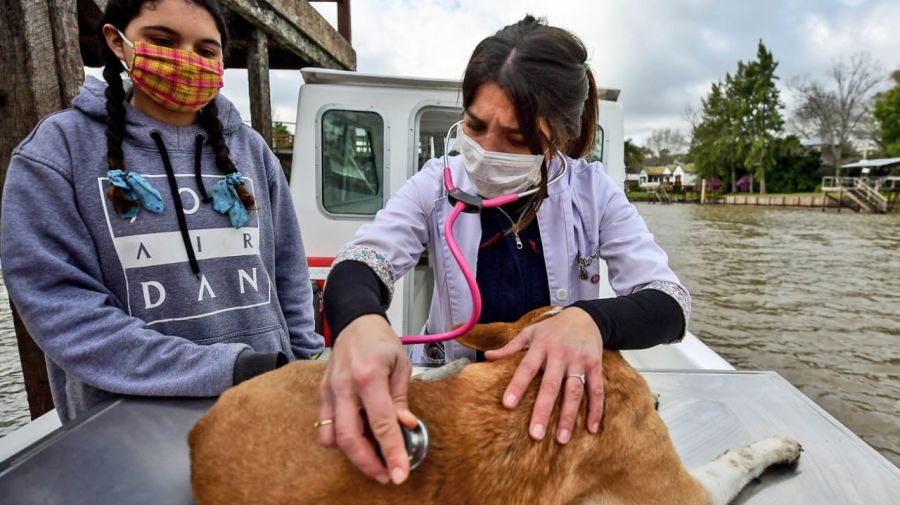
[0,76,323,421]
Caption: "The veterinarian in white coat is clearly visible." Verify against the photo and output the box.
[317,15,690,487]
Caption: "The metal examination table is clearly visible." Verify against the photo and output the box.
[1,370,898,504]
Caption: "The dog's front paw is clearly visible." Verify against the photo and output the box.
[758,436,802,467]
[773,436,802,466]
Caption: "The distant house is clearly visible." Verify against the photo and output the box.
[839,157,900,191]
[639,164,699,190]
[672,164,699,190]
[625,172,642,191]
[638,166,671,189]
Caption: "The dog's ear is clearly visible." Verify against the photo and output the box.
[455,305,561,351]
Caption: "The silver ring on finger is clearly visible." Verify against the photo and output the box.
[566,373,586,386]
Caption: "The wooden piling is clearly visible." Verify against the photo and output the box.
[247,28,273,147]
[336,0,352,43]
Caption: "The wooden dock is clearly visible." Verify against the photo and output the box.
[722,195,838,208]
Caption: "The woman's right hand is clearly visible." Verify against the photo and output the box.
[317,314,417,485]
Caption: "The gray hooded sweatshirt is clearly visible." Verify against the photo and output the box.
[1,76,323,421]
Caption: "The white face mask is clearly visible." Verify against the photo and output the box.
[457,131,545,198]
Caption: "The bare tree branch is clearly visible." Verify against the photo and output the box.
[789,52,884,168]
[683,104,701,131]
[644,128,688,165]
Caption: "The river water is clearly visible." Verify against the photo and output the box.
[0,203,897,468]
[636,202,900,468]
[0,280,29,437]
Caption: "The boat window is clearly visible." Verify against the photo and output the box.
[321,109,385,215]
[587,125,605,163]
[415,107,462,172]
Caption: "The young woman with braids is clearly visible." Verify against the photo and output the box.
[318,16,690,486]
[0,0,322,422]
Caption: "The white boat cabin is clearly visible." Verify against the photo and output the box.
[288,68,727,369]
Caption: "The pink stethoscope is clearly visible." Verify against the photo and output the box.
[399,120,568,345]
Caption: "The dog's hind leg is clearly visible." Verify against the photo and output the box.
[689,436,802,505]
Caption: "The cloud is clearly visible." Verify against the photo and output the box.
[91,0,900,146]
[347,0,505,78]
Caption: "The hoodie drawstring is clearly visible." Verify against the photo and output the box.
[194,133,212,204]
[149,129,201,278]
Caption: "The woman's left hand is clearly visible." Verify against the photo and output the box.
[484,306,604,444]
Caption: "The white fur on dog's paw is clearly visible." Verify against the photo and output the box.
[737,436,802,470]
[765,436,802,466]
[690,436,803,505]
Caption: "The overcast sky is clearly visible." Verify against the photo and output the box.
[111,0,900,145]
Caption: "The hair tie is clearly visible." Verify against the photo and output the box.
[210,172,249,228]
[107,170,165,219]
[224,172,245,186]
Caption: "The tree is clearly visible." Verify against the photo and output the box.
[273,122,290,135]
[683,104,702,131]
[790,53,884,170]
[690,80,743,190]
[690,41,786,194]
[623,138,645,173]
[690,65,755,191]
[765,135,822,194]
[874,70,900,157]
[645,128,687,165]
[738,41,784,194]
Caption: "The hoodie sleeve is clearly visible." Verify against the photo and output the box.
[264,149,324,359]
[0,149,248,397]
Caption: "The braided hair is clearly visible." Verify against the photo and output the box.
[198,99,255,210]
[101,50,134,215]
[98,0,254,213]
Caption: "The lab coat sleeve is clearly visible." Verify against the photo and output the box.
[332,160,438,305]
[594,167,691,334]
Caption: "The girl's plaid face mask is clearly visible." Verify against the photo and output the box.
[118,30,224,113]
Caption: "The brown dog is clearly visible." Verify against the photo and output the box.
[189,306,800,505]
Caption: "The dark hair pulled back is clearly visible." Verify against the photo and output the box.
[462,15,598,229]
[98,0,254,214]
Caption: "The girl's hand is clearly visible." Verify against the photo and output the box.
[485,307,604,444]
[317,315,418,485]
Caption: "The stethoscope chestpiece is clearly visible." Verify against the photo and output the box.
[402,419,429,470]
[371,418,430,471]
